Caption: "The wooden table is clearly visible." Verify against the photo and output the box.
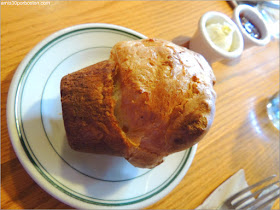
[1,1,279,209]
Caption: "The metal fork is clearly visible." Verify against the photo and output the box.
[220,175,280,209]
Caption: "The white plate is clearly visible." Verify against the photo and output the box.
[6,23,197,209]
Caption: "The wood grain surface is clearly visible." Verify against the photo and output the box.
[1,1,279,209]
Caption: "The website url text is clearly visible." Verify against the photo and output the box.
[1,1,51,6]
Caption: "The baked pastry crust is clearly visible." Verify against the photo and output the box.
[61,61,129,156]
[61,38,216,168]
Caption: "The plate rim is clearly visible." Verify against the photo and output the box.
[6,23,197,209]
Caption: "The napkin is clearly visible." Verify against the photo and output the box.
[196,169,279,210]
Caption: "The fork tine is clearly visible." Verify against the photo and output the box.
[232,180,280,208]
[227,175,276,203]
[238,186,280,209]
[253,192,280,210]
